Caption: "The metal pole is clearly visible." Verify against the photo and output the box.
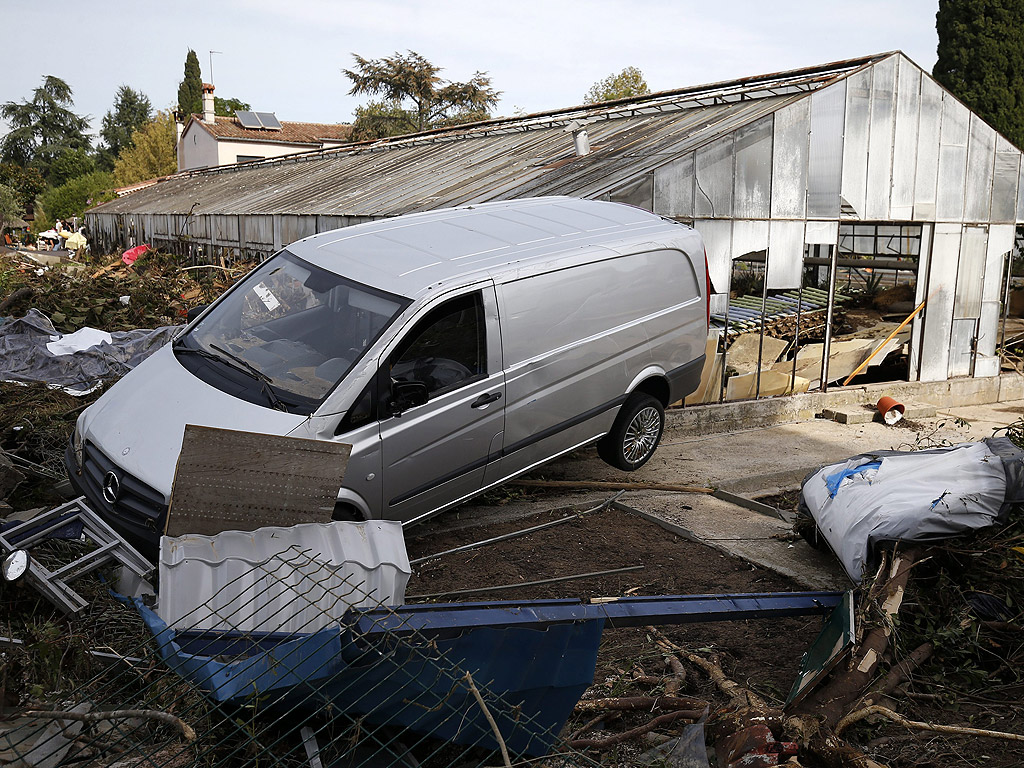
[1001,250,1013,353]
[755,253,769,399]
[718,267,733,402]
[821,244,839,392]
[791,272,804,394]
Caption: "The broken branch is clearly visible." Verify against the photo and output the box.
[510,479,714,494]
[23,709,196,742]
[463,672,512,768]
[836,704,1024,742]
[568,708,703,749]
[574,695,709,713]
[649,628,766,710]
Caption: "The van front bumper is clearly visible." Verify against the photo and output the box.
[64,438,166,561]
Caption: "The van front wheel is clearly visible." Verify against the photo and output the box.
[598,393,665,471]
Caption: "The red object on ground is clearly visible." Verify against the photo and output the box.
[122,244,150,265]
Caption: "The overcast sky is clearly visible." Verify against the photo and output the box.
[3,1,940,140]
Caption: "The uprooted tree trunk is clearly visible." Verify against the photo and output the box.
[642,548,924,768]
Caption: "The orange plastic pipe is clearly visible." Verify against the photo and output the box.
[842,296,930,386]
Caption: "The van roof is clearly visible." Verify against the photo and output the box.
[289,197,690,299]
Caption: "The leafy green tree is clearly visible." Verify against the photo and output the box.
[97,85,152,170]
[50,147,96,187]
[343,51,500,139]
[585,67,651,104]
[40,171,115,222]
[0,76,91,183]
[215,96,251,117]
[0,164,46,218]
[177,49,203,116]
[0,183,22,236]
[113,111,177,186]
[934,0,1024,148]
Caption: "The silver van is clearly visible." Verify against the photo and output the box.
[66,198,708,554]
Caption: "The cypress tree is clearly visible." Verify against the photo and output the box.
[177,49,203,116]
[934,0,1024,148]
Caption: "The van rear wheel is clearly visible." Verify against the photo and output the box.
[598,393,665,471]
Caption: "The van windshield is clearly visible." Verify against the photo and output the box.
[174,251,409,412]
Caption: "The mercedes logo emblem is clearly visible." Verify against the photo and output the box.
[102,471,121,504]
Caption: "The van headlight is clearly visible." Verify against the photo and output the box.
[72,421,84,473]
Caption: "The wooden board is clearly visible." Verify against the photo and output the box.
[165,426,351,537]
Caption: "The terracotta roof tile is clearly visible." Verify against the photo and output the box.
[191,117,352,145]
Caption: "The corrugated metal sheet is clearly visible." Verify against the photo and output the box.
[157,520,411,633]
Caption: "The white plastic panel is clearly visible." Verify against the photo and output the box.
[992,136,1020,223]
[974,354,1000,378]
[654,151,694,219]
[936,94,969,221]
[865,56,896,220]
[733,117,773,219]
[695,136,734,217]
[948,318,977,377]
[954,225,988,318]
[694,219,733,292]
[767,220,805,289]
[1017,159,1024,222]
[732,219,769,257]
[158,520,411,632]
[983,224,1015,302]
[805,220,839,245]
[807,81,846,218]
[891,58,921,220]
[919,223,960,381]
[771,101,809,219]
[914,77,943,220]
[841,70,872,218]
[964,115,995,222]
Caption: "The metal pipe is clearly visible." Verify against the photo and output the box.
[755,261,769,399]
[821,244,839,391]
[410,491,624,565]
[791,275,804,394]
[408,565,645,600]
[1001,250,1013,353]
[719,267,733,402]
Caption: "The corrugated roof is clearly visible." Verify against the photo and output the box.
[94,53,888,219]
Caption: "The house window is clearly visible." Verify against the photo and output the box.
[236,155,263,163]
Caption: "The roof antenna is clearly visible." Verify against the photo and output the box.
[209,50,223,85]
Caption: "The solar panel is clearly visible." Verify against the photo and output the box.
[255,112,282,130]
[235,111,262,129]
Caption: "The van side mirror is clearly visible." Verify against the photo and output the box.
[186,304,208,323]
[387,380,428,416]
[186,303,207,321]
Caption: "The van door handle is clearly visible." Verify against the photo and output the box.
[471,392,502,409]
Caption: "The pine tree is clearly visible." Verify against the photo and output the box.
[177,49,203,116]
[934,0,1024,148]
[343,51,500,139]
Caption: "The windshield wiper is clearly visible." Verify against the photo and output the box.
[207,343,289,412]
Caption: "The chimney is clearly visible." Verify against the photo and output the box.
[565,120,591,157]
[202,83,215,124]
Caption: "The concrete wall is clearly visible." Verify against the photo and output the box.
[667,372,1024,436]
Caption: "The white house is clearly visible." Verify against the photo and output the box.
[176,84,351,171]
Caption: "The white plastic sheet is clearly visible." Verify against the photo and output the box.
[801,439,1023,582]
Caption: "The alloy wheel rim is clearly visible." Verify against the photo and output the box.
[623,406,661,463]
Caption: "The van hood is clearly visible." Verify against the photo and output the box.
[79,344,308,499]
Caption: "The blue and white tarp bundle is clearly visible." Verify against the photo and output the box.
[0,309,177,394]
[801,438,1024,582]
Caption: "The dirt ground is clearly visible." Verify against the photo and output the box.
[406,503,825,756]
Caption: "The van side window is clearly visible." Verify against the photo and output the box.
[335,381,375,435]
[390,292,486,396]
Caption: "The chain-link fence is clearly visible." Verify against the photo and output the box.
[3,541,603,768]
